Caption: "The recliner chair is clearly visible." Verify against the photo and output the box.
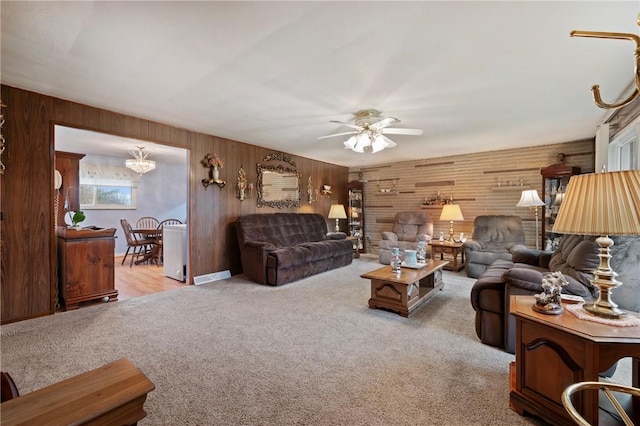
[378,211,433,264]
[463,215,527,278]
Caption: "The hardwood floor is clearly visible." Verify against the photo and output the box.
[62,256,188,311]
[114,255,186,301]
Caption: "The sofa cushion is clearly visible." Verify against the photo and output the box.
[267,246,312,269]
[300,241,340,261]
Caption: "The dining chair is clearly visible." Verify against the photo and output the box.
[135,216,159,230]
[120,218,156,267]
[154,219,183,265]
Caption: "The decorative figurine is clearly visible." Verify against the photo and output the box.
[533,271,568,315]
[391,247,401,274]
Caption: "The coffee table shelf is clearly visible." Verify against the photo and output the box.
[361,259,449,317]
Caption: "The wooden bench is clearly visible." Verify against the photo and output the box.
[1,358,155,426]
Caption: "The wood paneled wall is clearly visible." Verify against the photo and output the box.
[0,85,348,323]
[349,140,594,254]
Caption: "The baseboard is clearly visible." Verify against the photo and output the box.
[193,270,231,285]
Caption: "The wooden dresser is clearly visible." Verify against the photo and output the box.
[56,227,118,310]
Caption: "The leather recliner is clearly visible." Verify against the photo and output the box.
[470,234,600,353]
[463,215,527,278]
[378,211,433,264]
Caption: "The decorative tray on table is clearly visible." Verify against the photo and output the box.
[400,261,427,269]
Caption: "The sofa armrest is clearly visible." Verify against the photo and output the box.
[416,234,431,242]
[245,240,277,251]
[327,232,347,240]
[511,249,542,266]
[539,251,552,268]
[463,239,482,251]
[381,232,398,241]
[502,267,545,293]
[508,244,528,254]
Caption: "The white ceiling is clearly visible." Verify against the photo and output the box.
[2,1,638,168]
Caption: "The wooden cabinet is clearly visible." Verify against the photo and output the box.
[510,296,640,425]
[56,227,118,310]
[540,163,580,251]
[54,151,85,227]
[347,180,364,253]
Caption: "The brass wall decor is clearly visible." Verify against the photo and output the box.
[0,100,6,174]
[237,165,248,202]
[201,153,225,190]
[307,176,317,204]
[571,16,640,109]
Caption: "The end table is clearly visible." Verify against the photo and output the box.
[509,295,640,425]
[428,240,465,272]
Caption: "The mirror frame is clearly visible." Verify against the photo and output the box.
[256,153,301,209]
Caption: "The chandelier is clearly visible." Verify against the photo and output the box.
[125,146,156,175]
[343,124,396,153]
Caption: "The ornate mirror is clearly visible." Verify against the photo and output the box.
[256,153,301,208]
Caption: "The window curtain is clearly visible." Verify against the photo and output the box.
[80,163,139,186]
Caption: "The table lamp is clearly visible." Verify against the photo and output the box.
[440,204,464,242]
[328,204,347,233]
[516,189,546,250]
[553,170,640,319]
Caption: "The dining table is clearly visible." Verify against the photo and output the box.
[132,228,162,265]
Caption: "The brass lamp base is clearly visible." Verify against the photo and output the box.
[583,235,627,320]
[583,302,627,319]
[447,221,456,242]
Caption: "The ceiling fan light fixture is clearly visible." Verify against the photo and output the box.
[322,109,422,154]
[125,146,156,175]
[370,135,389,153]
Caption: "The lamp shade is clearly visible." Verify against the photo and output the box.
[553,170,640,235]
[440,204,464,222]
[516,189,545,208]
[328,204,347,220]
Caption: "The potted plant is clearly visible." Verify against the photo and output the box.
[70,210,85,229]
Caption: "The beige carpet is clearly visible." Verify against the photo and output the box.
[0,256,629,425]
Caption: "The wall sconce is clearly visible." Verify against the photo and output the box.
[237,165,248,202]
[0,100,5,175]
[201,153,225,190]
[320,185,332,196]
[307,176,316,204]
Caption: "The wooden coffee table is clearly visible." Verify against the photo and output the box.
[361,259,449,317]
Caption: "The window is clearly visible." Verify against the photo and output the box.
[609,116,640,171]
[80,181,137,209]
[79,164,139,210]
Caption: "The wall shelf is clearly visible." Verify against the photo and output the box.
[202,178,226,190]
[491,186,529,191]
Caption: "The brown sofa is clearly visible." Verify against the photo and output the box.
[235,213,354,286]
[470,234,600,353]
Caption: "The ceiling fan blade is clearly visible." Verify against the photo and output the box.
[382,128,424,136]
[317,131,357,140]
[370,117,399,129]
[329,120,362,130]
[380,135,397,148]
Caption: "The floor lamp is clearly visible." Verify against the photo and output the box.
[516,189,545,250]
[552,170,640,319]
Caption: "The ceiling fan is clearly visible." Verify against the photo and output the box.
[318,109,424,153]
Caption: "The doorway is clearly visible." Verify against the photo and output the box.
[54,125,190,306]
